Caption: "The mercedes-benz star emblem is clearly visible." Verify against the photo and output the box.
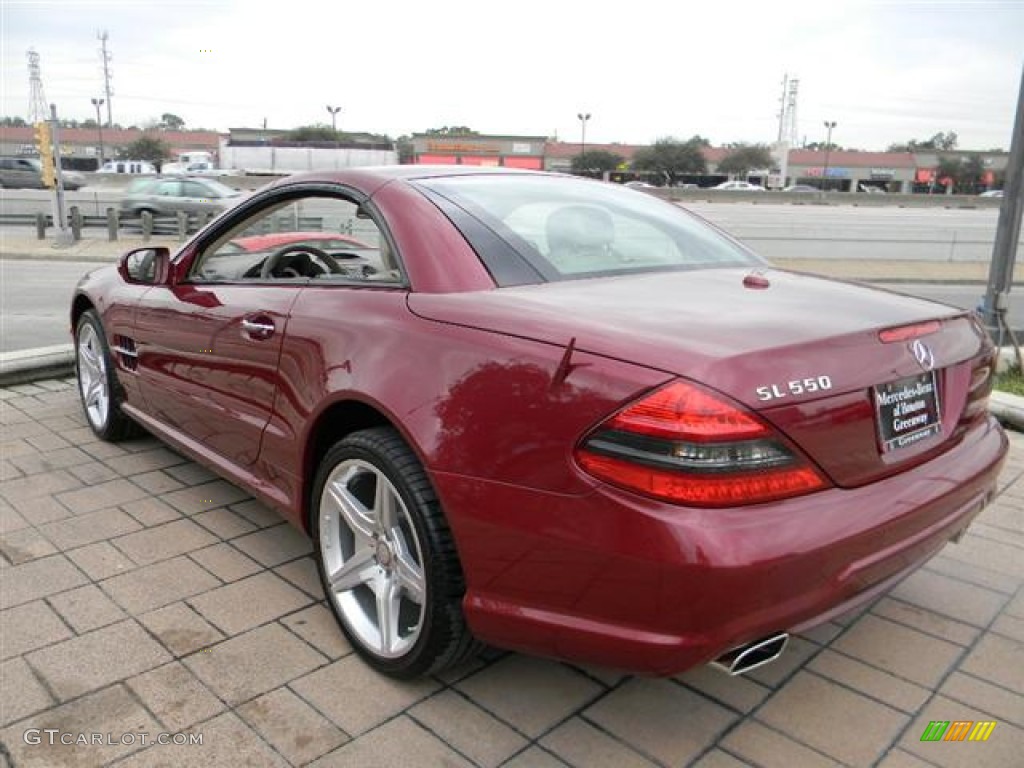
[911,339,935,371]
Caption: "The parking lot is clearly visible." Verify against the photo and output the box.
[1,377,1022,767]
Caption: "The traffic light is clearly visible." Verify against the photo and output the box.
[34,121,56,188]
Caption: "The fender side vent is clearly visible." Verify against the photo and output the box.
[112,336,138,371]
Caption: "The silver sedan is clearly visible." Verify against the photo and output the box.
[119,177,243,217]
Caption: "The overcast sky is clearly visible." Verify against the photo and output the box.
[2,0,1021,150]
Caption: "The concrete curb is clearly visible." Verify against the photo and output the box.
[0,344,75,387]
[988,390,1024,432]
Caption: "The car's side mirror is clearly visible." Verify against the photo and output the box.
[119,246,171,285]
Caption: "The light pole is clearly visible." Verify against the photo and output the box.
[326,105,341,134]
[822,120,837,191]
[577,112,591,173]
[91,97,105,168]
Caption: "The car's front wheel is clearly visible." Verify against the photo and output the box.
[311,427,478,677]
[75,310,140,441]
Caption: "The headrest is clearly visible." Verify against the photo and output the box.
[546,205,615,252]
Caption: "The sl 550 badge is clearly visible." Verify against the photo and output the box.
[756,375,833,402]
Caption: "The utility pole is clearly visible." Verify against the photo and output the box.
[983,64,1024,353]
[326,105,341,133]
[91,97,105,167]
[49,104,72,246]
[98,30,113,126]
[577,112,591,171]
[823,121,837,191]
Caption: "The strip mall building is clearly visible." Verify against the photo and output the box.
[408,134,546,169]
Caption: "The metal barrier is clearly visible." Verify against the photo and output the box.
[1,212,327,241]
[1,211,212,241]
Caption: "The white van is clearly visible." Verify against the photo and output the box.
[163,151,231,176]
[99,160,157,174]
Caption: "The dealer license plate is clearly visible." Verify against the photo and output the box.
[874,371,942,453]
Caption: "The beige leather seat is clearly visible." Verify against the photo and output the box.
[545,205,617,272]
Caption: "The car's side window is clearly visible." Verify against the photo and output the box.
[190,193,404,285]
[156,181,180,197]
[182,181,209,198]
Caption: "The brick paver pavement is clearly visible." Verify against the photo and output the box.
[1,378,1022,767]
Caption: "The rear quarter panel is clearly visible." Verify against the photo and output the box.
[259,288,671,527]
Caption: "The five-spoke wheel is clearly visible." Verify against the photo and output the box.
[75,310,139,441]
[312,427,478,677]
[320,458,427,658]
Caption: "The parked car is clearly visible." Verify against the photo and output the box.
[859,184,888,194]
[713,180,765,191]
[624,180,655,189]
[119,176,244,217]
[72,167,1007,679]
[0,156,86,190]
[782,184,819,193]
[980,190,1004,198]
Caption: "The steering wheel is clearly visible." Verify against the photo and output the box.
[259,244,343,279]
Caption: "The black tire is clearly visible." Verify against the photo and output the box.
[74,309,142,441]
[311,427,479,677]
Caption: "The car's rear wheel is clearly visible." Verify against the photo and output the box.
[75,310,140,441]
[311,427,478,677]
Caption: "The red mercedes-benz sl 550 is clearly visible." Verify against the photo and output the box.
[71,166,1007,678]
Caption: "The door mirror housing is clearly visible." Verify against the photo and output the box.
[119,247,171,285]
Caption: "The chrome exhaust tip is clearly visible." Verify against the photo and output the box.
[711,633,789,676]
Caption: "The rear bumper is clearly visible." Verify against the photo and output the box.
[435,415,1007,675]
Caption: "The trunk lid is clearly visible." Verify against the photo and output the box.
[408,268,993,488]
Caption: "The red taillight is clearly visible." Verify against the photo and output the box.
[607,381,768,441]
[879,321,941,343]
[576,380,828,506]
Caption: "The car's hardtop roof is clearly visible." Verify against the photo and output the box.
[266,164,566,196]
[308,164,545,181]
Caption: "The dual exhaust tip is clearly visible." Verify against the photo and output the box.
[711,632,789,676]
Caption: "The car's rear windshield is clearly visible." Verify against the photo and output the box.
[414,174,762,286]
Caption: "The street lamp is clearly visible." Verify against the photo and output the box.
[822,120,837,191]
[326,105,341,134]
[91,97,105,168]
[577,112,591,172]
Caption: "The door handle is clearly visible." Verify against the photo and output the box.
[241,316,275,339]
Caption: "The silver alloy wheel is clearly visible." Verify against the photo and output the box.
[319,458,427,659]
[77,322,110,430]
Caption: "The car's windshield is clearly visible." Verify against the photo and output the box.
[416,174,762,284]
